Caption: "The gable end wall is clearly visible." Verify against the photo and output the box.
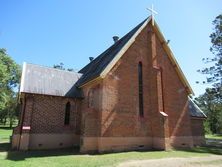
[97,23,194,151]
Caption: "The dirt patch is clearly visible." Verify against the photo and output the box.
[117,155,222,167]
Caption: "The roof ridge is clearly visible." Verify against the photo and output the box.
[25,62,81,75]
[20,62,83,98]
[79,18,149,74]
[77,18,149,86]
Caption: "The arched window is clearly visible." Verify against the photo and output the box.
[64,102,71,125]
[138,62,144,117]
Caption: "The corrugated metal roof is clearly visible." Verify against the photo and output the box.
[76,18,148,86]
[188,97,207,118]
[20,63,83,98]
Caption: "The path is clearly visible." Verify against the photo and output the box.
[117,155,222,167]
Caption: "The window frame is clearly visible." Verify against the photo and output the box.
[138,62,144,117]
[64,102,71,125]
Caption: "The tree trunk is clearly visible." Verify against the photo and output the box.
[3,117,7,125]
[9,116,13,128]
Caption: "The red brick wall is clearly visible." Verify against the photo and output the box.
[100,23,192,141]
[191,118,205,146]
[14,22,196,151]
[101,24,160,138]
[80,83,102,137]
[18,94,81,134]
[191,118,205,136]
[155,29,193,137]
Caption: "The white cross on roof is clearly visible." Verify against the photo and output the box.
[147,4,158,26]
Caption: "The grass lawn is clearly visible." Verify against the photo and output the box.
[0,146,221,167]
[0,128,13,143]
[0,128,221,167]
[205,134,222,140]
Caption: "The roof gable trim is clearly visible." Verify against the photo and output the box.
[100,17,151,78]
[20,62,27,93]
[153,22,194,95]
[97,17,193,95]
[188,97,207,118]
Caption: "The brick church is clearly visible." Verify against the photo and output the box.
[12,16,206,153]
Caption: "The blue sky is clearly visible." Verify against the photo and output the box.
[0,0,221,96]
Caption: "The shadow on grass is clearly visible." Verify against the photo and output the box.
[4,145,82,161]
[6,147,81,161]
[2,142,222,161]
[215,134,222,137]
[178,146,222,156]
[0,127,14,130]
[0,142,11,152]
[205,138,222,149]
[0,141,82,161]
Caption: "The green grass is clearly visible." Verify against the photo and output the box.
[0,128,222,167]
[0,128,13,143]
[0,147,221,167]
[205,134,222,140]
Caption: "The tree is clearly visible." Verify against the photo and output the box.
[53,62,65,70]
[195,87,222,134]
[198,14,222,84]
[196,14,222,134]
[0,49,21,127]
[0,49,20,88]
[53,62,75,72]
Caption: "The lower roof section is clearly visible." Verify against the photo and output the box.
[188,97,207,118]
[20,63,84,98]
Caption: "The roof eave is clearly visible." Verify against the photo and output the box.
[19,62,27,93]
[191,116,207,119]
[152,21,194,95]
[99,18,194,95]
[78,76,103,88]
[188,96,207,118]
[100,17,151,79]
[78,17,194,96]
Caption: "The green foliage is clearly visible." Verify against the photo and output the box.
[0,49,21,89]
[204,120,212,134]
[0,49,21,127]
[53,62,75,72]
[53,62,65,70]
[196,14,222,134]
[195,86,222,134]
[197,14,222,84]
